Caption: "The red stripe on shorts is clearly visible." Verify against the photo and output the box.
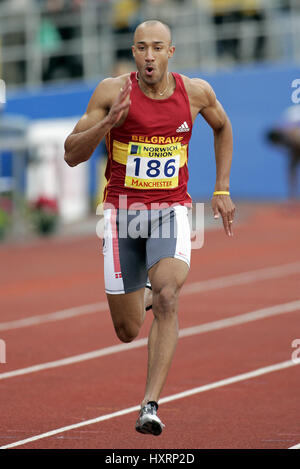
[110,209,121,275]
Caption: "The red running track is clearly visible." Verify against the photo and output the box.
[0,202,300,449]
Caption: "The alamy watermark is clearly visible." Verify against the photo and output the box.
[291,79,300,104]
[291,339,300,364]
[96,197,204,250]
[0,339,6,364]
[0,79,6,105]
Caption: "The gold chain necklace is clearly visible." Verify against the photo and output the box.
[136,72,170,96]
[158,72,169,96]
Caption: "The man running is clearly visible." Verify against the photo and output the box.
[64,20,235,436]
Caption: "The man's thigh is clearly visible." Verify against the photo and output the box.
[148,257,190,294]
[103,209,149,338]
[146,205,191,274]
[103,208,148,295]
[106,288,145,334]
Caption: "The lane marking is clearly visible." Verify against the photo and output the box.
[0,299,299,381]
[1,359,299,449]
[181,261,300,295]
[0,302,106,332]
[0,261,300,332]
[289,443,300,449]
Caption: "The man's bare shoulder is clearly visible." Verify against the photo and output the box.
[100,73,131,90]
[88,73,131,110]
[180,74,216,109]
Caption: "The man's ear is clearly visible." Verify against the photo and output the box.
[131,45,136,59]
[168,46,175,58]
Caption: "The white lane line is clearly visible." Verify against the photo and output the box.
[0,302,106,332]
[0,338,146,381]
[1,359,299,449]
[182,261,300,295]
[0,299,299,382]
[178,300,300,338]
[1,261,300,332]
[289,443,300,449]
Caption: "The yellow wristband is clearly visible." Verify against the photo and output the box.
[213,191,230,196]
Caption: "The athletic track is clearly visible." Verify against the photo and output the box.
[0,202,300,449]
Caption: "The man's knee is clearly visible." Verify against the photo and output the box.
[107,290,145,343]
[153,284,179,317]
[114,320,141,343]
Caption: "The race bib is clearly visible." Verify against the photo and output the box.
[125,142,181,190]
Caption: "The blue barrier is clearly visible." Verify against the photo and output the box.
[187,63,299,199]
[4,63,300,200]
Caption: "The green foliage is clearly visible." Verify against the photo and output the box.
[0,207,9,240]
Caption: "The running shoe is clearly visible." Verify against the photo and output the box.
[145,284,152,312]
[135,401,165,436]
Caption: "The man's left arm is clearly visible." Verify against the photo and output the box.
[200,82,236,237]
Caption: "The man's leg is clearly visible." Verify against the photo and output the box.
[142,257,189,407]
[107,288,146,343]
[104,208,150,342]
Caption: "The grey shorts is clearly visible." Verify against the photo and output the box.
[102,205,191,294]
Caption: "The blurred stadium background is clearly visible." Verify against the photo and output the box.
[0,0,300,241]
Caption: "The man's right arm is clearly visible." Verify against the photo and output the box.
[64,77,131,167]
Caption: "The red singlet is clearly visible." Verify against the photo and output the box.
[103,72,193,209]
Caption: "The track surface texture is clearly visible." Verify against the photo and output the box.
[0,201,300,449]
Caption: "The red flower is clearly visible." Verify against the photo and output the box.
[33,196,58,213]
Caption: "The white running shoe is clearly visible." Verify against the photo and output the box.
[135,401,165,436]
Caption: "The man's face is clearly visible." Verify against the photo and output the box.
[132,24,175,86]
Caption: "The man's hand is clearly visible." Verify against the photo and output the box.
[64,75,132,167]
[106,77,132,127]
[212,194,236,237]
